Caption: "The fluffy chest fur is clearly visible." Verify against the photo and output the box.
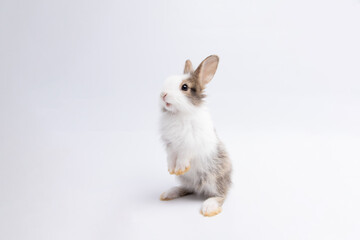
[160,107,218,168]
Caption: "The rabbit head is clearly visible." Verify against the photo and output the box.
[160,55,219,113]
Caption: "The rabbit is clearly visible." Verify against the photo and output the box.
[159,55,232,217]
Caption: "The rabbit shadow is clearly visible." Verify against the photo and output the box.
[163,192,205,203]
[141,187,206,205]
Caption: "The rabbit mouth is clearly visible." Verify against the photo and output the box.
[162,99,171,108]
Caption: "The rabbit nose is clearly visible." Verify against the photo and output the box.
[162,93,167,100]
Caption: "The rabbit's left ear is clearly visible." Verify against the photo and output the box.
[194,55,219,88]
[184,59,194,74]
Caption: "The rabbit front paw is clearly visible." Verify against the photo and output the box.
[168,168,175,175]
[174,162,191,176]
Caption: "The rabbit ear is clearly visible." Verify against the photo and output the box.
[194,55,219,88]
[184,59,194,74]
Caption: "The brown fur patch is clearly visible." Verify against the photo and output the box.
[179,74,206,106]
[179,55,219,106]
[214,141,232,197]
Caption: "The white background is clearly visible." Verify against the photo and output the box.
[1,0,360,239]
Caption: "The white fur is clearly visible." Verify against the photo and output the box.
[159,74,193,113]
[201,198,220,215]
[201,197,221,215]
[160,74,219,196]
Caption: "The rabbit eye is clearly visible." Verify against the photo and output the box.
[181,84,188,91]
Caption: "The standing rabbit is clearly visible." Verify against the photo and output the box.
[159,55,232,217]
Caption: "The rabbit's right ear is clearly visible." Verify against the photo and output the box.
[194,55,219,89]
[184,59,194,74]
